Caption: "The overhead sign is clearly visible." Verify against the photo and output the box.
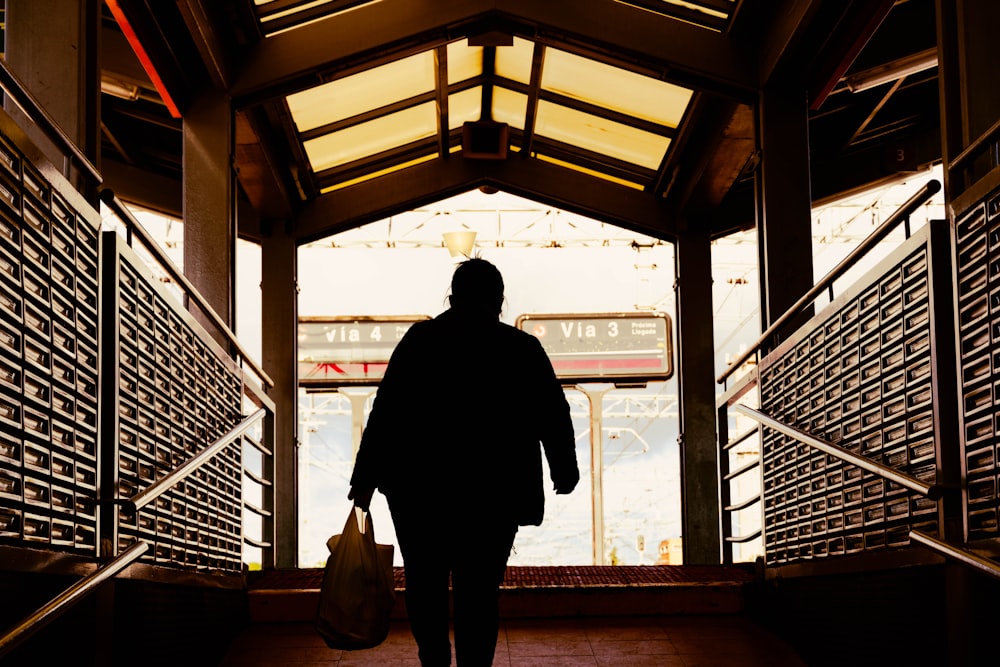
[297,316,429,386]
[516,312,673,382]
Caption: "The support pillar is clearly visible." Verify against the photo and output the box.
[183,90,235,341]
[675,225,721,565]
[576,385,611,566]
[936,0,1000,197]
[756,83,815,336]
[934,4,1000,664]
[261,220,298,568]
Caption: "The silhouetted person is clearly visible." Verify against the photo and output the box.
[349,257,579,667]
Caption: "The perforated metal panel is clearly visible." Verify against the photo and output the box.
[0,134,100,555]
[758,223,947,566]
[105,233,244,572]
[955,192,1000,540]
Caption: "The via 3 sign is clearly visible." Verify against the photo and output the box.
[516,313,673,382]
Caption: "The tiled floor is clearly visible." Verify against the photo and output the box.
[221,615,808,666]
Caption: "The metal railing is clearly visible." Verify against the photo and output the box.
[717,366,763,562]
[948,116,1000,186]
[0,543,148,660]
[909,530,1000,581]
[736,405,945,500]
[0,408,267,661]
[717,179,941,385]
[716,181,945,565]
[99,188,274,389]
[735,404,1000,581]
[127,409,265,512]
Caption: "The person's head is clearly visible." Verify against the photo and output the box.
[449,257,504,317]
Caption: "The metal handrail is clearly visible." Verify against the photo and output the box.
[244,500,272,518]
[244,468,272,488]
[244,535,272,549]
[128,408,266,512]
[723,426,759,452]
[0,57,102,185]
[734,405,945,500]
[717,179,941,384]
[948,117,1000,175]
[726,529,762,544]
[723,458,759,482]
[0,541,148,660]
[0,403,269,658]
[725,495,761,512]
[909,530,1000,581]
[243,433,273,457]
[99,189,274,388]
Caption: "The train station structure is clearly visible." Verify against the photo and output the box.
[1,1,999,665]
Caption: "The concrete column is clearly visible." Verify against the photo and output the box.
[183,90,235,340]
[3,0,101,194]
[756,84,814,337]
[261,220,298,568]
[675,225,721,565]
[934,4,1000,663]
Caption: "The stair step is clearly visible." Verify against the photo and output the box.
[247,565,756,622]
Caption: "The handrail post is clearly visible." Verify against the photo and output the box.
[718,398,733,564]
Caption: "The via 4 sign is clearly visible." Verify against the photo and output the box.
[516,313,673,382]
[297,316,430,386]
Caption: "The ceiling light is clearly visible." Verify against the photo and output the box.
[443,230,477,258]
[843,48,937,93]
[100,74,140,101]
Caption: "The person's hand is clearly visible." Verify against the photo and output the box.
[348,485,374,511]
[553,471,579,495]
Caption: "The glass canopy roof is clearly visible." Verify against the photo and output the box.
[260,1,729,194]
[254,1,735,35]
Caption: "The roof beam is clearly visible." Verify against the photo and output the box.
[231,0,495,103]
[231,0,759,106]
[295,156,486,244]
[481,158,678,241]
[754,0,828,86]
[295,157,677,244]
[496,0,757,99]
[176,0,235,90]
[519,42,545,154]
[434,46,450,158]
[235,109,296,222]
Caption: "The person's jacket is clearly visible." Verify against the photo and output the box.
[350,307,579,525]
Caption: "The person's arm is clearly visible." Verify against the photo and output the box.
[348,325,421,507]
[529,338,580,494]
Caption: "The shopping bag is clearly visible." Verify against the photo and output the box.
[315,506,396,650]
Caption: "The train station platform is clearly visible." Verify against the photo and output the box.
[221,564,808,666]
